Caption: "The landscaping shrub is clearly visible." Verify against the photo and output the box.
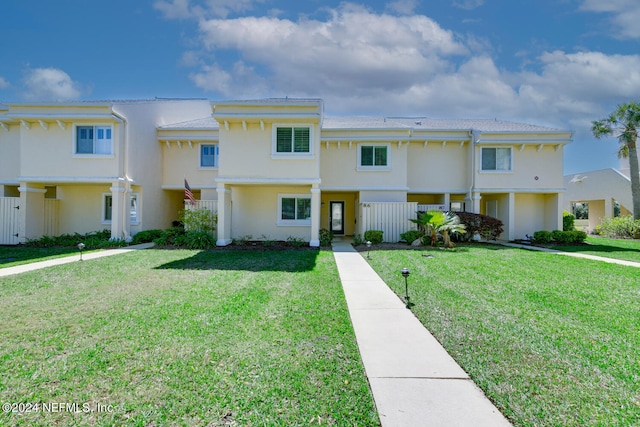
[563,210,575,231]
[180,208,217,232]
[455,212,504,241]
[364,230,384,244]
[182,231,216,249]
[352,234,364,246]
[153,227,186,246]
[319,228,334,246]
[131,229,163,245]
[286,236,306,247]
[533,230,552,244]
[551,229,565,243]
[568,230,588,243]
[400,230,424,244]
[26,229,119,249]
[595,215,640,239]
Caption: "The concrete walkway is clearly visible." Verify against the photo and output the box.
[0,243,155,278]
[332,241,512,427]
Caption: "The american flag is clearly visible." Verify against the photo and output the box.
[184,179,196,205]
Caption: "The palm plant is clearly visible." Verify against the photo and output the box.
[410,210,466,247]
[592,102,640,220]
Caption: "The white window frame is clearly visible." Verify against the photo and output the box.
[357,143,391,171]
[277,193,312,226]
[199,143,219,169]
[73,124,115,157]
[480,146,512,173]
[271,124,314,159]
[102,192,140,225]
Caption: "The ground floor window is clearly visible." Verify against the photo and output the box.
[278,194,311,225]
[102,193,139,224]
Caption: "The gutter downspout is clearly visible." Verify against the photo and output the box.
[111,108,132,242]
[468,129,479,212]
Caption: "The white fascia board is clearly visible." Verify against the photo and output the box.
[320,186,410,192]
[161,184,218,190]
[476,139,571,145]
[17,176,128,184]
[473,187,566,193]
[213,113,321,121]
[216,177,322,186]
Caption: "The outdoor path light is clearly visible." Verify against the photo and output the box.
[366,240,372,259]
[77,242,85,261]
[401,267,412,308]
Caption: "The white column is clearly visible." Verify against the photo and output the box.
[443,193,451,210]
[110,182,126,240]
[507,192,515,241]
[310,185,321,247]
[18,183,46,243]
[216,184,232,246]
[472,192,481,214]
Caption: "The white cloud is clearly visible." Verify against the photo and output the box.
[154,0,264,19]
[580,0,640,39]
[194,3,467,96]
[452,0,484,11]
[0,76,9,89]
[386,0,418,15]
[22,68,82,101]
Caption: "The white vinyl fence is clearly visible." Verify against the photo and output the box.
[359,202,418,242]
[43,199,59,237]
[0,197,20,245]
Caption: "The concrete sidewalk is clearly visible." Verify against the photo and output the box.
[0,243,155,278]
[332,241,512,427]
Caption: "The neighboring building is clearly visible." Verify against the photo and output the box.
[564,157,636,232]
[0,98,572,246]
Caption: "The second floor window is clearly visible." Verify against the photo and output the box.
[76,125,113,155]
[481,147,511,171]
[200,144,219,168]
[358,143,390,170]
[276,127,310,153]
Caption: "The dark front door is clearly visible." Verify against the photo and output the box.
[330,201,345,235]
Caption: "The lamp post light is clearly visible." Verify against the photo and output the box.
[401,267,412,308]
[77,242,85,261]
[366,240,372,259]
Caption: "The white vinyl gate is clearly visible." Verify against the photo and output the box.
[359,202,418,243]
[0,197,20,245]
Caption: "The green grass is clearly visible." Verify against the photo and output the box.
[366,244,639,427]
[0,249,379,426]
[0,246,94,269]
[547,236,640,263]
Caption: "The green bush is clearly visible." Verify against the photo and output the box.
[26,229,117,249]
[353,234,364,246]
[180,208,217,232]
[595,215,640,239]
[131,229,163,245]
[551,230,566,243]
[319,228,333,246]
[286,236,306,247]
[568,230,587,243]
[153,227,186,246]
[182,231,216,249]
[533,230,552,244]
[563,210,575,231]
[364,230,384,244]
[400,230,424,244]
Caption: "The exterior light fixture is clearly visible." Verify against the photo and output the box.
[77,242,86,261]
[401,267,412,308]
[366,240,372,259]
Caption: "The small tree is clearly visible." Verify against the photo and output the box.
[592,102,640,220]
[180,208,217,233]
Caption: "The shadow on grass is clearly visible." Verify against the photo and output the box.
[547,243,640,254]
[155,248,322,272]
[0,246,79,268]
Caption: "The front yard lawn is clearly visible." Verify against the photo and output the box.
[367,244,639,427]
[546,236,640,263]
[0,249,379,426]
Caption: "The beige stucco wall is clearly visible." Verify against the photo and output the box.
[407,142,469,191]
[514,193,547,238]
[218,123,320,179]
[230,185,313,241]
[0,127,20,183]
[56,185,111,235]
[475,145,563,190]
[320,143,407,189]
[161,141,219,188]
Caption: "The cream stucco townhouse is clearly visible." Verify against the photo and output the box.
[0,98,573,246]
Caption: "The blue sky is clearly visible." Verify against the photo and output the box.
[2,0,640,174]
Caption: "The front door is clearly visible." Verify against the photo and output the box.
[330,201,345,235]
